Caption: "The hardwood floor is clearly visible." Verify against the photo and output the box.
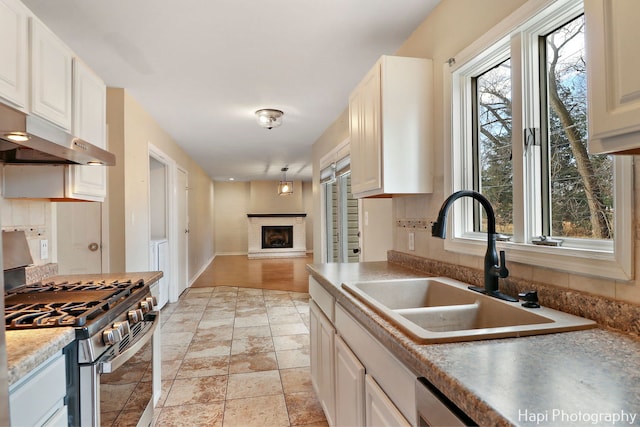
[191,255,314,293]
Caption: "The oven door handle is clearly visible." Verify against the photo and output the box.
[99,314,158,374]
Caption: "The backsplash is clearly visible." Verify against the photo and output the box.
[0,198,53,267]
[388,250,640,337]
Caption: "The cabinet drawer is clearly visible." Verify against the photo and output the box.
[309,276,335,322]
[10,351,66,427]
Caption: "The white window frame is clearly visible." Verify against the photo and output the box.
[444,0,633,281]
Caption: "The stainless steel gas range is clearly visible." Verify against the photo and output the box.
[4,276,160,427]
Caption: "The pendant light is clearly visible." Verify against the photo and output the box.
[278,167,293,195]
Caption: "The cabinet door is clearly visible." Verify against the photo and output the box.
[310,300,336,426]
[365,374,411,427]
[0,0,28,108]
[335,335,365,427]
[10,351,67,427]
[349,63,382,196]
[586,0,640,154]
[30,17,73,130]
[68,58,107,200]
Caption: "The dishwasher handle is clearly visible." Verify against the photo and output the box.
[415,377,477,427]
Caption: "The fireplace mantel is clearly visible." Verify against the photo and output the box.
[247,214,307,259]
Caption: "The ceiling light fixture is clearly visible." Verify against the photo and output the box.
[278,167,293,196]
[255,109,284,129]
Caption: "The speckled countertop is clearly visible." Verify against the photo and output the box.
[307,262,640,427]
[5,271,163,387]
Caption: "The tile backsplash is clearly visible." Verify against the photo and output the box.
[0,198,53,266]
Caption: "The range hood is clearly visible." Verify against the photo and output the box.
[0,103,115,166]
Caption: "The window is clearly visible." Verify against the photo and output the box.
[447,0,632,280]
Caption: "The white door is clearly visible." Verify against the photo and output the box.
[56,202,102,274]
[176,167,188,297]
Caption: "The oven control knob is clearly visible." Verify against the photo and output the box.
[113,321,131,337]
[145,296,157,310]
[103,328,123,346]
[128,309,144,324]
[139,300,151,313]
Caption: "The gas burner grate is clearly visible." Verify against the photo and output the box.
[3,279,148,330]
[8,279,142,293]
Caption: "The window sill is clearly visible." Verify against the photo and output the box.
[445,236,632,281]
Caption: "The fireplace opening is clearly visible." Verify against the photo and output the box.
[262,226,293,249]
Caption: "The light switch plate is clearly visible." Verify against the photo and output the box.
[40,239,48,260]
[408,232,415,251]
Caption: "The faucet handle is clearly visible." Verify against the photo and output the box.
[498,250,509,278]
[519,290,540,308]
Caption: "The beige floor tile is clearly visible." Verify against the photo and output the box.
[162,320,199,333]
[156,379,172,408]
[193,325,234,342]
[285,391,326,426]
[231,336,275,355]
[176,355,229,379]
[162,331,195,348]
[222,395,290,427]
[232,325,272,339]
[280,367,314,395]
[229,351,278,374]
[269,313,304,325]
[158,286,326,426]
[164,376,227,407]
[226,370,283,399]
[276,347,310,369]
[198,317,235,330]
[233,313,269,327]
[185,339,232,359]
[161,359,182,381]
[155,401,225,427]
[273,334,310,351]
[161,344,190,362]
[271,322,309,336]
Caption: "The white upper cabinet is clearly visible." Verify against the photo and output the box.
[69,58,107,200]
[585,0,640,154]
[0,0,28,109]
[30,16,73,131]
[349,55,433,198]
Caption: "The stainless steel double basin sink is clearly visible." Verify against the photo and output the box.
[342,277,596,343]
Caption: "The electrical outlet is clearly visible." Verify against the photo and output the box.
[408,232,415,251]
[40,239,48,260]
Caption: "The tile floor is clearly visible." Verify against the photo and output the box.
[153,286,328,427]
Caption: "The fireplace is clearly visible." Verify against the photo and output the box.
[247,213,307,259]
[262,226,293,249]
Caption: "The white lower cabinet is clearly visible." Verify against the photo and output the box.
[365,374,412,427]
[310,299,336,426]
[9,351,67,427]
[310,279,416,427]
[335,335,365,427]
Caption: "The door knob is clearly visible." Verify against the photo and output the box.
[88,242,99,252]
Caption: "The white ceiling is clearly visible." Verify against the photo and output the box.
[21,0,440,182]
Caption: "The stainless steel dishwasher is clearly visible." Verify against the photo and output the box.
[415,377,477,426]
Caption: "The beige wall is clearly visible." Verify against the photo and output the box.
[107,88,215,282]
[311,0,640,305]
[215,180,313,255]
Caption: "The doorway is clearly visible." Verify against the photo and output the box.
[148,145,189,304]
